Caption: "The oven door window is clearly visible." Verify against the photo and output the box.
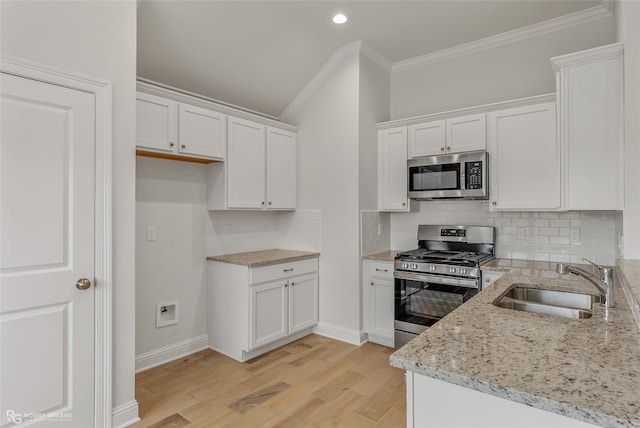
[409,163,460,192]
[396,278,475,327]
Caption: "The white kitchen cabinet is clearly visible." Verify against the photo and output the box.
[136,92,177,153]
[208,119,297,210]
[226,117,266,209]
[481,270,505,289]
[487,102,560,211]
[363,260,394,347]
[208,257,318,362]
[136,91,226,161]
[250,279,288,349]
[551,43,624,211]
[378,127,410,212]
[178,103,226,159]
[266,127,297,210]
[406,372,598,428]
[408,113,486,158]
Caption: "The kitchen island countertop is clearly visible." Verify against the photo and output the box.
[391,262,640,427]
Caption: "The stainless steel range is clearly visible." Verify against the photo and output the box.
[394,225,495,348]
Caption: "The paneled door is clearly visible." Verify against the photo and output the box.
[1,72,96,426]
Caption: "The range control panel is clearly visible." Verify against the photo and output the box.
[441,228,466,238]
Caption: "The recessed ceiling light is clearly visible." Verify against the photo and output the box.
[332,13,348,24]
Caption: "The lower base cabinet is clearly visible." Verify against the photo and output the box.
[363,260,394,347]
[208,258,319,362]
[406,372,598,428]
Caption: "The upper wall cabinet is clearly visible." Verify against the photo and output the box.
[208,118,297,211]
[408,113,486,158]
[551,43,624,211]
[378,127,410,211]
[488,102,560,211]
[136,91,226,162]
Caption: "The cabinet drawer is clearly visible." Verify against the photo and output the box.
[367,261,394,279]
[250,258,318,285]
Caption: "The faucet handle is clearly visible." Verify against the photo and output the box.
[581,257,603,271]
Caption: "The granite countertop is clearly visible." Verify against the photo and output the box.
[391,262,640,427]
[207,249,320,267]
[362,251,399,263]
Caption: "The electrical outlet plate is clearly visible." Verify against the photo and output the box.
[147,226,156,241]
[516,227,525,240]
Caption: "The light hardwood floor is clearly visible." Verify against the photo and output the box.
[133,335,406,428]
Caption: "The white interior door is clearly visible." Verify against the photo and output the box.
[1,72,96,427]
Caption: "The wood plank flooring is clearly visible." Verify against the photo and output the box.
[133,335,406,428]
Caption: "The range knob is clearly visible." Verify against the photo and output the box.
[411,263,418,270]
[449,267,457,274]
[402,262,409,269]
[429,265,437,272]
[460,268,468,275]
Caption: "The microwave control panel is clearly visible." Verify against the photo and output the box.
[466,161,483,190]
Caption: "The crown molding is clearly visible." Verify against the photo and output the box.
[279,40,390,122]
[392,3,613,74]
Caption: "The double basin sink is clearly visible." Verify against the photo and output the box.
[494,284,600,319]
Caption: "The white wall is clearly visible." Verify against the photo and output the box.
[616,0,640,259]
[391,15,615,119]
[288,53,363,339]
[358,55,390,212]
[0,0,138,424]
[391,203,621,266]
[135,157,208,369]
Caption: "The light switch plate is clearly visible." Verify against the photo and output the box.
[147,226,157,241]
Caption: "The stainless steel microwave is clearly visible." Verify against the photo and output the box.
[407,150,488,200]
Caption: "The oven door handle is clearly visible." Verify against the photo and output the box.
[393,270,479,289]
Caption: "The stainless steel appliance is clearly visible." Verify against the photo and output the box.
[394,225,495,348]
[407,150,488,200]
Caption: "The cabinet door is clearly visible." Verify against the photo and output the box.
[249,280,288,350]
[557,47,623,210]
[488,102,560,211]
[447,113,486,153]
[136,92,177,153]
[266,127,297,210]
[365,277,394,347]
[227,117,266,209]
[378,128,409,211]
[408,120,445,158]
[178,103,226,159]
[288,273,318,334]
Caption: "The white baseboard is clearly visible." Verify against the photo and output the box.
[312,322,367,346]
[112,400,139,428]
[135,334,209,373]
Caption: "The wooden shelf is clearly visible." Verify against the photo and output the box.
[136,149,220,164]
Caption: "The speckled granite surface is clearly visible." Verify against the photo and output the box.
[206,249,319,267]
[362,251,398,263]
[391,263,640,428]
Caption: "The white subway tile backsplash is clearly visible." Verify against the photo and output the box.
[390,202,621,266]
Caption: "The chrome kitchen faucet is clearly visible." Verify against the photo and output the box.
[556,258,615,308]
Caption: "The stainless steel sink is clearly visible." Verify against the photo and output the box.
[493,285,599,319]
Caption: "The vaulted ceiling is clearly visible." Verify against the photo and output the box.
[137,0,603,119]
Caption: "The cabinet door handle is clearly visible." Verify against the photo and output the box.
[268,201,272,206]
[285,282,288,287]
[181,144,186,149]
[169,142,175,148]
[261,201,265,206]
[375,268,388,272]
[447,146,451,150]
[283,268,294,273]
[370,282,374,286]
[402,202,406,206]
[291,282,295,286]
[440,147,445,152]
